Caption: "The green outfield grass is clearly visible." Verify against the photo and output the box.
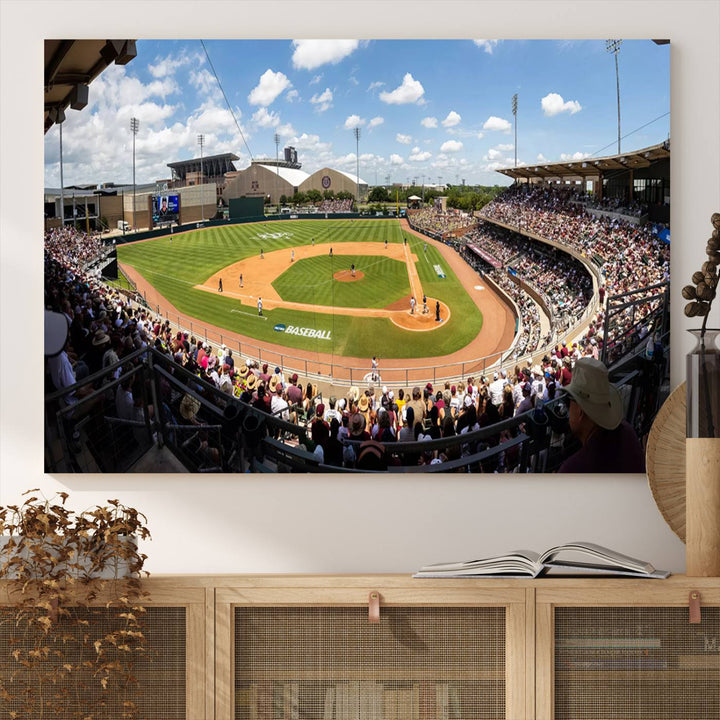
[272,255,410,308]
[116,220,483,359]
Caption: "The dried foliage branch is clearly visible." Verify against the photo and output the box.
[0,491,151,719]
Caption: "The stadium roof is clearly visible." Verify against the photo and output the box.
[45,40,137,134]
[495,141,670,182]
[334,168,368,186]
[256,164,310,186]
[168,153,240,180]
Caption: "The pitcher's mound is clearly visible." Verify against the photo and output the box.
[334,269,364,282]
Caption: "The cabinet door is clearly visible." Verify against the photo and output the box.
[537,583,720,720]
[0,583,207,720]
[216,580,529,720]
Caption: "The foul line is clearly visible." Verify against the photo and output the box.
[231,309,268,320]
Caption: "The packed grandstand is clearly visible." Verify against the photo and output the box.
[44,180,670,474]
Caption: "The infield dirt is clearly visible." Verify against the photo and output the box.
[120,219,516,383]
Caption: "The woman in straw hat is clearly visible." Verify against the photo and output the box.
[558,358,645,473]
[179,394,201,425]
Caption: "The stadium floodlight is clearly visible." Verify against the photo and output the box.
[59,114,65,227]
[130,117,139,231]
[606,39,623,155]
[354,127,361,205]
[274,132,280,205]
[512,93,518,168]
[198,134,205,221]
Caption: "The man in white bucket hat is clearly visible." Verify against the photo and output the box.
[558,357,645,473]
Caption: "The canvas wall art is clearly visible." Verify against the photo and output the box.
[43,38,670,473]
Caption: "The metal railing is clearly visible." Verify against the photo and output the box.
[45,345,665,474]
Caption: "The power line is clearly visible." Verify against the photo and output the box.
[200,40,254,160]
[589,111,670,158]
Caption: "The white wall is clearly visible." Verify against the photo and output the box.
[1,1,718,575]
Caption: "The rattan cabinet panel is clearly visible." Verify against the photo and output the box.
[536,580,720,720]
[216,579,530,720]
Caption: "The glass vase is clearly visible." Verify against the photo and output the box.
[686,328,720,438]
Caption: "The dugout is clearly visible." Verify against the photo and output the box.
[229,197,266,220]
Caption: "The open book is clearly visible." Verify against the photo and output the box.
[414,541,670,579]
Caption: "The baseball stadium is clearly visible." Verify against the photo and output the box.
[43,40,672,474]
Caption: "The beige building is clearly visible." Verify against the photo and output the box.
[300,167,367,200]
[223,162,310,206]
[223,161,369,205]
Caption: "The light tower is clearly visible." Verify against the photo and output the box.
[354,127,361,205]
[511,93,518,168]
[606,39,623,154]
[58,111,66,227]
[197,133,205,221]
[274,132,281,206]
[130,117,139,230]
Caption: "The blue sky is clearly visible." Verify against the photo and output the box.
[43,38,669,189]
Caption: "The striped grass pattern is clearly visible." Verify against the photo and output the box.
[117,220,483,359]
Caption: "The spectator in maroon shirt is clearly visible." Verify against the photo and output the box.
[559,356,573,386]
[285,373,303,411]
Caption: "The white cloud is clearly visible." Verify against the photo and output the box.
[441,140,463,153]
[541,92,582,116]
[289,132,332,154]
[390,154,404,165]
[379,73,425,104]
[409,148,432,162]
[368,81,385,91]
[476,131,485,140]
[248,69,292,107]
[291,40,361,70]
[486,148,503,161]
[368,116,384,129]
[44,68,230,186]
[309,74,322,85]
[188,68,220,99]
[286,89,299,103]
[149,51,201,79]
[496,143,514,151]
[421,116,438,129]
[537,153,548,163]
[252,107,280,128]
[344,114,365,129]
[276,123,296,138]
[310,88,333,112]
[474,39,500,54]
[560,151,591,161]
[335,152,357,165]
[483,116,512,133]
[396,133,412,145]
[442,111,461,128]
[192,105,242,135]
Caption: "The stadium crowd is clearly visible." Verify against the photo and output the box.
[574,193,648,219]
[43,226,581,472]
[45,183,664,472]
[317,198,354,213]
[478,184,669,299]
[408,206,475,238]
[477,184,669,364]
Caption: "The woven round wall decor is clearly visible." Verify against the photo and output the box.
[646,382,687,542]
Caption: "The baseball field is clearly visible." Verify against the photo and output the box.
[117,219,515,369]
